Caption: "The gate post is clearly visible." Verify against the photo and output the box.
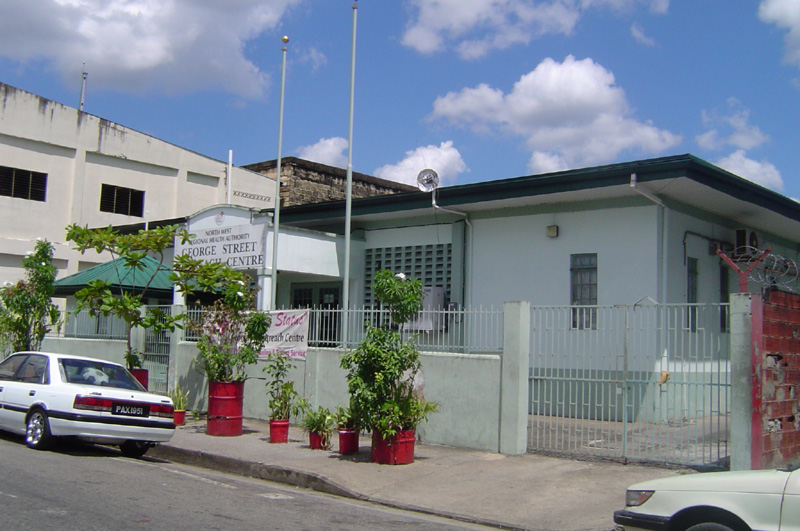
[730,293,756,470]
[499,301,530,455]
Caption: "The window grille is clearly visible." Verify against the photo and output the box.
[100,184,145,217]
[570,253,597,329]
[0,165,47,202]
[364,244,451,306]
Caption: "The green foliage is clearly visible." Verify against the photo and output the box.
[372,269,424,324]
[0,239,61,353]
[191,285,270,383]
[302,406,335,449]
[263,351,307,420]
[334,404,360,430]
[169,385,189,411]
[66,223,192,369]
[341,270,437,439]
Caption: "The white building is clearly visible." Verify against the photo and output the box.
[0,81,274,285]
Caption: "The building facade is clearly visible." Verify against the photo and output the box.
[0,82,274,285]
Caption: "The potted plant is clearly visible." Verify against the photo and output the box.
[169,385,189,426]
[335,404,361,455]
[190,277,270,437]
[302,406,335,450]
[264,351,307,443]
[340,270,438,465]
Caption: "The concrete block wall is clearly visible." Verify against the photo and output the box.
[756,289,800,468]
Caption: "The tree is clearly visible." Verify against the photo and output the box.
[0,239,61,354]
[66,223,250,370]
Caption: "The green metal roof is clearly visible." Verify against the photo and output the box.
[54,255,174,298]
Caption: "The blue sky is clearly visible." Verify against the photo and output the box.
[1,1,798,197]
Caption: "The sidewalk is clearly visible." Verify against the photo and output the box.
[149,418,686,531]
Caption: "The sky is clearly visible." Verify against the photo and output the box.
[1,0,799,199]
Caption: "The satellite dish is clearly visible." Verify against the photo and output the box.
[417,169,439,193]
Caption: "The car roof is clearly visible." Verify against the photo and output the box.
[7,351,124,367]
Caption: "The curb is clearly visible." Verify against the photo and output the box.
[149,444,535,531]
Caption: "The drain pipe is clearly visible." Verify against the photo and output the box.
[631,173,671,420]
[432,190,473,308]
[630,173,667,304]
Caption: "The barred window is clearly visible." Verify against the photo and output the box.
[0,165,47,202]
[571,253,597,329]
[364,244,451,307]
[100,184,144,217]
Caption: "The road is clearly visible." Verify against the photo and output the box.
[0,433,497,530]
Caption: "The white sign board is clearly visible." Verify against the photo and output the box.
[261,309,310,360]
[176,224,265,270]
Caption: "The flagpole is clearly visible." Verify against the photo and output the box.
[271,36,289,310]
[342,1,357,347]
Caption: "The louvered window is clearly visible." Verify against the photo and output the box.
[364,244,451,307]
[0,165,47,202]
[100,184,144,217]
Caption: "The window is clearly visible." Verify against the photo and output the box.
[571,253,597,329]
[364,244,451,307]
[687,257,698,332]
[100,184,144,216]
[0,165,47,201]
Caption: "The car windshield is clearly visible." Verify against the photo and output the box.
[58,358,142,391]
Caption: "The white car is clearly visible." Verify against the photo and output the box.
[0,351,175,457]
[614,465,800,531]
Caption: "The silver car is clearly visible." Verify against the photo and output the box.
[0,351,175,457]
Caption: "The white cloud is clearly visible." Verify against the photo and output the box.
[0,0,304,97]
[631,22,656,46]
[299,47,327,72]
[430,56,681,173]
[716,150,784,191]
[296,137,349,168]
[759,0,800,68]
[402,0,668,59]
[696,98,769,150]
[374,141,467,185]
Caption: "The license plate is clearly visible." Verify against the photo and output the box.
[112,403,149,417]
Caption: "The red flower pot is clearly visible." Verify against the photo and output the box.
[338,428,359,455]
[269,419,290,443]
[173,410,186,426]
[371,429,415,465]
[207,381,244,436]
[309,431,327,450]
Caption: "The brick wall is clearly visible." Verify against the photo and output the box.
[244,157,415,207]
[755,289,800,468]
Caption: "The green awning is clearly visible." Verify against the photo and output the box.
[54,255,174,299]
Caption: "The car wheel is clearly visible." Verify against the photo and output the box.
[26,409,53,450]
[120,440,150,458]
[686,523,736,531]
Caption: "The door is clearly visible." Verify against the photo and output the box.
[1,354,48,432]
[292,285,341,347]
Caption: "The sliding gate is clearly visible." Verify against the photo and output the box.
[528,302,730,467]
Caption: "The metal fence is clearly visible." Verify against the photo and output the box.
[143,305,172,395]
[528,302,730,467]
[56,309,128,340]
[183,306,504,353]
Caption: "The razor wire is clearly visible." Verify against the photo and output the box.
[727,246,800,293]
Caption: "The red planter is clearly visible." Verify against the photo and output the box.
[338,428,360,455]
[173,410,186,426]
[371,429,416,465]
[269,419,290,443]
[309,431,327,450]
[129,369,149,390]
[207,381,244,436]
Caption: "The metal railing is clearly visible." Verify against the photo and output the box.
[182,306,503,353]
[54,309,128,340]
